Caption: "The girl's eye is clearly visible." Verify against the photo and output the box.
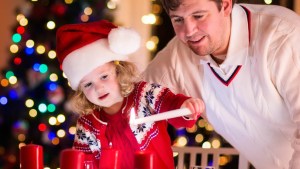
[84,82,92,88]
[100,74,108,80]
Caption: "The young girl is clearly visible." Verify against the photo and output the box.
[56,20,204,169]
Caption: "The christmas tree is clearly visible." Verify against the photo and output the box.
[0,0,112,168]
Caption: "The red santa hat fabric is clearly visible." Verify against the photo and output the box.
[56,20,141,90]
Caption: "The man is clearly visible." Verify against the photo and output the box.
[142,0,300,168]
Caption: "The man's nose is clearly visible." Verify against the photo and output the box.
[184,19,198,39]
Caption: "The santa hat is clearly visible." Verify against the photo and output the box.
[56,20,141,90]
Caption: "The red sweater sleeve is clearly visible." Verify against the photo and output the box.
[155,87,197,128]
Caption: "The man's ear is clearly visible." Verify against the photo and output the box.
[222,0,233,17]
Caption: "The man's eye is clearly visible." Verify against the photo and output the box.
[194,15,203,19]
[173,18,183,23]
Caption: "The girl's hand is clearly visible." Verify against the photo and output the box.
[180,98,205,120]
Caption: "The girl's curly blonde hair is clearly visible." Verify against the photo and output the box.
[69,61,140,115]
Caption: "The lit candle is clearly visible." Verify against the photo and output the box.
[134,150,154,169]
[20,144,43,169]
[99,148,121,169]
[60,149,85,169]
[129,108,191,125]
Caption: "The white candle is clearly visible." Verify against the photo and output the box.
[129,108,191,125]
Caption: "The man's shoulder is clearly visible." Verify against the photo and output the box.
[145,37,181,67]
[240,3,291,13]
[157,36,180,54]
[240,3,300,24]
[155,36,194,62]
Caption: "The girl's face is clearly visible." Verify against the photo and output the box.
[80,62,123,111]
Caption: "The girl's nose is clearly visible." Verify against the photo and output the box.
[94,82,104,93]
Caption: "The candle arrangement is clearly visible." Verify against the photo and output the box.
[20,144,44,169]
[19,144,157,169]
[20,138,157,169]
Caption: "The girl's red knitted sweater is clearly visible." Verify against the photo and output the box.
[73,81,197,169]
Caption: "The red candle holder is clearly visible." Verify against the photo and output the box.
[60,149,85,169]
[99,148,121,169]
[134,150,154,169]
[20,144,44,169]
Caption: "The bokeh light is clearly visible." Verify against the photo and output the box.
[25,99,34,108]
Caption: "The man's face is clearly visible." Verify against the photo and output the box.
[169,0,232,57]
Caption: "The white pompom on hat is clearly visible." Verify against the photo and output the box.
[56,20,141,90]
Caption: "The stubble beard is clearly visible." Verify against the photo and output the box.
[188,36,222,57]
[188,43,214,57]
